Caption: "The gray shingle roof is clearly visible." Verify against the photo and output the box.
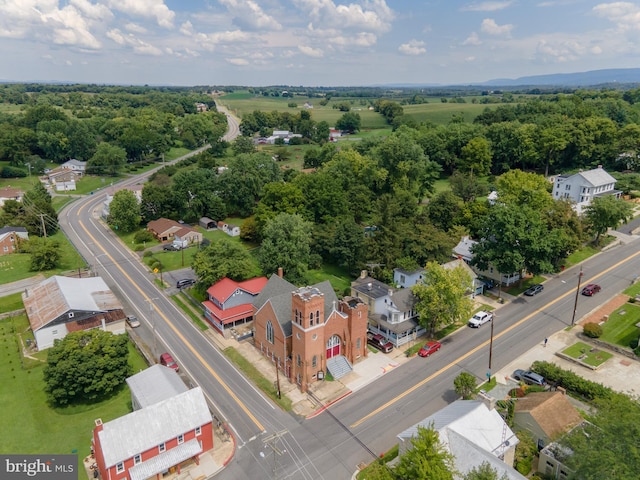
[576,167,616,187]
[126,365,188,410]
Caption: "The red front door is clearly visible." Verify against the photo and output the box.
[326,335,341,359]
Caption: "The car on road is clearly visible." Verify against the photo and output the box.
[160,352,179,372]
[418,341,442,357]
[163,244,180,251]
[468,311,493,328]
[176,278,196,288]
[126,315,140,328]
[524,284,544,296]
[581,284,601,296]
[367,333,394,353]
[512,369,546,386]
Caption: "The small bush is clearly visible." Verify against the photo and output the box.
[583,322,603,338]
[630,339,639,350]
[134,230,154,244]
[143,250,153,258]
[1,166,27,178]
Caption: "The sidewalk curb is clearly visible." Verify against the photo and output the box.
[221,423,236,467]
[306,390,353,419]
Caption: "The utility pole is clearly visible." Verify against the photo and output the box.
[262,430,287,480]
[571,267,584,326]
[39,213,47,238]
[489,314,495,372]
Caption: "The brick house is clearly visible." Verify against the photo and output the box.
[147,218,203,246]
[0,226,28,255]
[253,273,369,392]
[92,386,213,480]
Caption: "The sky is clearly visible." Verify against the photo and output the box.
[1,0,639,87]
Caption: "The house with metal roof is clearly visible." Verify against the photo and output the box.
[92,387,213,480]
[551,165,621,215]
[22,275,126,350]
[253,272,369,392]
[397,400,524,480]
[202,276,268,335]
[126,364,188,411]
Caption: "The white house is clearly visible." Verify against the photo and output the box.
[397,400,524,480]
[551,166,621,215]
[453,236,521,287]
[61,159,87,173]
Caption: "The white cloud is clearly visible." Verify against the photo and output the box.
[463,32,482,46]
[295,0,394,33]
[462,1,513,12]
[125,23,147,34]
[593,2,640,32]
[69,0,113,21]
[106,0,175,29]
[535,37,589,63]
[227,57,249,65]
[481,18,513,36]
[398,39,426,55]
[106,28,162,55]
[298,44,324,57]
[219,0,282,31]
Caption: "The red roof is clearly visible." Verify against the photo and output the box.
[203,300,254,325]
[206,276,268,304]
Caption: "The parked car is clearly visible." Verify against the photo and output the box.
[418,341,442,357]
[176,278,195,288]
[367,333,394,353]
[159,352,179,372]
[512,369,546,386]
[581,284,601,296]
[163,244,180,251]
[126,315,140,328]
[468,311,493,328]
[524,284,544,296]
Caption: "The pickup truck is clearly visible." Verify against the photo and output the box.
[367,333,394,353]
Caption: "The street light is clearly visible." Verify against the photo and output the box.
[571,267,584,326]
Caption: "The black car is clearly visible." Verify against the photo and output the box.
[163,244,179,251]
[524,284,544,296]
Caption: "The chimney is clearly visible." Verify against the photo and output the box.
[360,270,367,279]
[94,418,103,432]
[597,164,602,169]
[388,289,393,297]
[277,267,283,278]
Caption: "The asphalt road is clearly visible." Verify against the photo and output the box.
[57,118,640,478]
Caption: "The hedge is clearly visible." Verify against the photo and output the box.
[530,360,613,401]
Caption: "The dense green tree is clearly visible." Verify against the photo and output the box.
[335,112,361,133]
[253,182,307,237]
[27,237,62,271]
[87,142,127,175]
[21,182,59,237]
[258,213,312,284]
[427,191,463,232]
[449,171,488,203]
[43,329,132,406]
[393,424,456,480]
[107,189,141,233]
[313,120,331,144]
[140,183,177,222]
[232,135,256,155]
[329,217,365,272]
[454,372,477,400]
[495,169,553,211]
[584,195,634,244]
[459,137,492,175]
[192,239,256,288]
[463,462,509,480]
[412,261,473,336]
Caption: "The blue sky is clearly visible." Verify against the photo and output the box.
[1,1,639,86]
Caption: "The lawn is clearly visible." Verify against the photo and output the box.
[0,314,146,464]
[561,341,613,367]
[305,264,352,296]
[402,102,490,125]
[563,244,600,268]
[599,302,640,347]
[503,275,547,296]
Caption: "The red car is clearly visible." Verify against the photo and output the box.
[581,284,601,296]
[160,352,179,372]
[418,341,442,357]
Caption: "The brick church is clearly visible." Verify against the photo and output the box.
[252,273,369,392]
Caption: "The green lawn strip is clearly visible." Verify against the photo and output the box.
[172,293,208,330]
[222,346,292,411]
[561,341,613,367]
[0,314,144,467]
[599,303,640,347]
[503,275,546,296]
[563,244,600,268]
[0,292,25,313]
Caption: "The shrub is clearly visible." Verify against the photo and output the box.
[1,166,27,178]
[630,339,639,350]
[635,345,640,357]
[134,229,154,244]
[531,361,613,400]
[143,250,153,258]
[583,322,603,338]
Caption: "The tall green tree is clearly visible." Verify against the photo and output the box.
[393,425,456,480]
[411,261,473,336]
[108,189,141,233]
[454,372,477,400]
[463,462,509,480]
[258,213,312,284]
[28,237,62,271]
[335,112,361,133]
[43,330,132,406]
[584,195,633,244]
[459,136,492,175]
[87,142,127,175]
[192,239,255,288]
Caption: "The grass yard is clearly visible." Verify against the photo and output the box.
[0,314,146,464]
[562,341,613,367]
[0,292,25,313]
[305,264,352,296]
[504,275,547,296]
[599,302,640,347]
[563,244,600,268]
[402,102,490,125]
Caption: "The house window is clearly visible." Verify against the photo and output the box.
[296,354,301,367]
[312,355,317,368]
[134,454,141,465]
[52,330,58,335]
[266,320,274,344]
[178,434,184,445]
[356,338,361,349]
[315,310,320,324]
[2,246,7,252]
[195,426,201,436]
[116,463,124,474]
[565,184,570,190]
[158,443,166,453]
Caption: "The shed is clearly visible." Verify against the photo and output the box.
[199,217,216,230]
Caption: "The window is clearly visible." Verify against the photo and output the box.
[134,454,141,465]
[315,310,320,324]
[312,355,317,368]
[52,330,58,335]
[296,354,301,367]
[158,443,166,453]
[312,333,317,340]
[178,434,184,445]
[195,426,201,436]
[356,338,361,349]
[116,463,124,474]
[266,320,274,344]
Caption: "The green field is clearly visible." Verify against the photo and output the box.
[600,302,640,347]
[562,341,613,367]
[402,102,490,125]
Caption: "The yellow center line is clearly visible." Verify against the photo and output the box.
[351,249,640,429]
[78,211,265,432]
